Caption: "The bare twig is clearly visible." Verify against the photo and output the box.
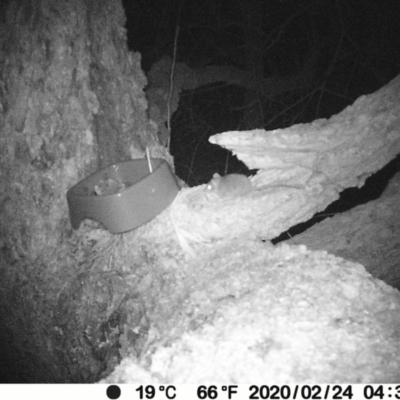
[167,25,180,150]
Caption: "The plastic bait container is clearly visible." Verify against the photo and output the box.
[67,158,179,233]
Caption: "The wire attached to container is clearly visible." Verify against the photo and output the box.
[145,147,153,173]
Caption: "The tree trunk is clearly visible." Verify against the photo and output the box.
[0,0,166,382]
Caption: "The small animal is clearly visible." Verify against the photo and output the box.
[206,173,252,198]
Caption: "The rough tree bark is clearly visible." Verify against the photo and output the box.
[288,168,400,290]
[0,0,166,382]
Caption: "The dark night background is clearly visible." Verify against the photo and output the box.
[122,0,400,234]
[117,4,399,376]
